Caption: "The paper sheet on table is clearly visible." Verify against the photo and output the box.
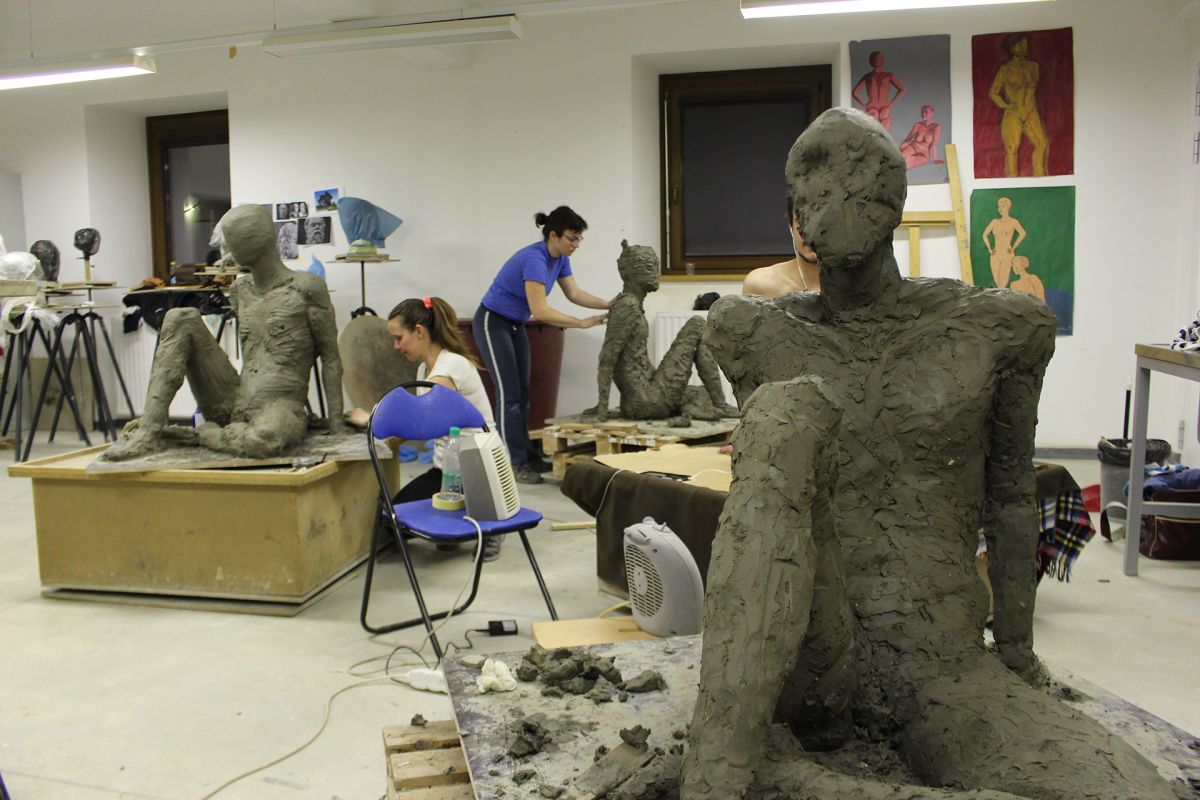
[594,444,731,492]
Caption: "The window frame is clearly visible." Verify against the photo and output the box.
[146,109,229,282]
[659,65,831,279]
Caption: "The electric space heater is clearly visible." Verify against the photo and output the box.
[459,430,521,521]
[623,517,704,637]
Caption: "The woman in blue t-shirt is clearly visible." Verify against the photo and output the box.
[473,206,610,484]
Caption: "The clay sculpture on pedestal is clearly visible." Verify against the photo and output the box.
[581,241,737,426]
[102,204,344,461]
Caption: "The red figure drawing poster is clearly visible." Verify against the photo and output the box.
[972,27,1074,178]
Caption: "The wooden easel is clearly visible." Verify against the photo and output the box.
[897,143,973,284]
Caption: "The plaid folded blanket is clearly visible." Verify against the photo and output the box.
[1037,488,1095,581]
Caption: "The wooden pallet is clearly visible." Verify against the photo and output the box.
[540,416,737,479]
[383,720,474,799]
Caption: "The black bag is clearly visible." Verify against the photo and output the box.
[1139,487,1200,560]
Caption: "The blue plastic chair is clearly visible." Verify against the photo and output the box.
[358,381,557,658]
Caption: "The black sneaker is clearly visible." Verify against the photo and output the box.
[527,457,552,473]
[514,464,544,484]
[481,536,503,562]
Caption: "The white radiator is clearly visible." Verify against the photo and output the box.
[107,313,241,418]
[651,311,733,404]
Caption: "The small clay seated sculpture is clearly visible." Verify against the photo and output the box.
[672,109,1175,799]
[103,205,344,461]
[580,241,738,425]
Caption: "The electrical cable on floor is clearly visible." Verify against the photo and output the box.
[352,516,490,697]
[597,600,631,618]
[418,515,486,659]
[196,677,395,800]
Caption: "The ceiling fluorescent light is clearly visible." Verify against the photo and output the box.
[0,54,156,91]
[262,15,522,57]
[742,0,1054,18]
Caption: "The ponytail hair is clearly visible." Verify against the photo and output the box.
[387,297,480,367]
[534,205,588,240]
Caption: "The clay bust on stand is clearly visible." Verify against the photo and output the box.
[73,227,101,283]
[581,240,738,425]
[103,204,344,461]
[673,109,1173,799]
[29,240,60,282]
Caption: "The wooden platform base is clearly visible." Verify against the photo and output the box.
[383,720,473,799]
[40,559,363,617]
[540,416,737,479]
[9,445,397,607]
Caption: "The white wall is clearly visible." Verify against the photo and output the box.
[0,0,1196,449]
[0,169,25,252]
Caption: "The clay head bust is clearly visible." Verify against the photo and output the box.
[219,205,278,267]
[29,239,60,281]
[785,107,906,271]
[73,227,101,257]
[616,239,660,293]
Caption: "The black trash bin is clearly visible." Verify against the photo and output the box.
[1096,437,1173,512]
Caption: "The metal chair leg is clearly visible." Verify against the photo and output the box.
[518,530,559,620]
[359,523,489,657]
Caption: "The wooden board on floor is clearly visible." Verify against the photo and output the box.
[383,720,474,799]
[532,616,658,648]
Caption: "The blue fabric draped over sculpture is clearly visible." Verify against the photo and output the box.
[338,198,403,248]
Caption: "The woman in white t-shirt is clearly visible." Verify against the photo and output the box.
[348,296,496,499]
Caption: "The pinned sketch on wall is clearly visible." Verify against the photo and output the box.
[297,215,332,245]
[970,186,1074,335]
[275,220,299,260]
[314,187,341,212]
[850,35,951,184]
[972,27,1074,178]
[274,201,310,221]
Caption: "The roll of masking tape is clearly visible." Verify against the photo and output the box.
[432,492,465,511]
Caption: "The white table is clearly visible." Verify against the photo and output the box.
[1124,343,1200,575]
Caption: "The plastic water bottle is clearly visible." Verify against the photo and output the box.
[441,427,463,495]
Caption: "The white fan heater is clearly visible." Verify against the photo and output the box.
[459,430,521,521]
[623,517,704,637]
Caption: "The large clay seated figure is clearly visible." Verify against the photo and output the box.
[105,205,344,461]
[677,109,1173,799]
[581,241,738,425]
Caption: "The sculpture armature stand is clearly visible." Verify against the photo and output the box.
[581,241,737,425]
[675,109,1175,799]
[102,205,344,462]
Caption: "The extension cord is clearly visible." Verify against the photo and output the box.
[393,666,448,694]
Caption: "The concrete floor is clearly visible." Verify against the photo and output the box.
[1,441,1198,799]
